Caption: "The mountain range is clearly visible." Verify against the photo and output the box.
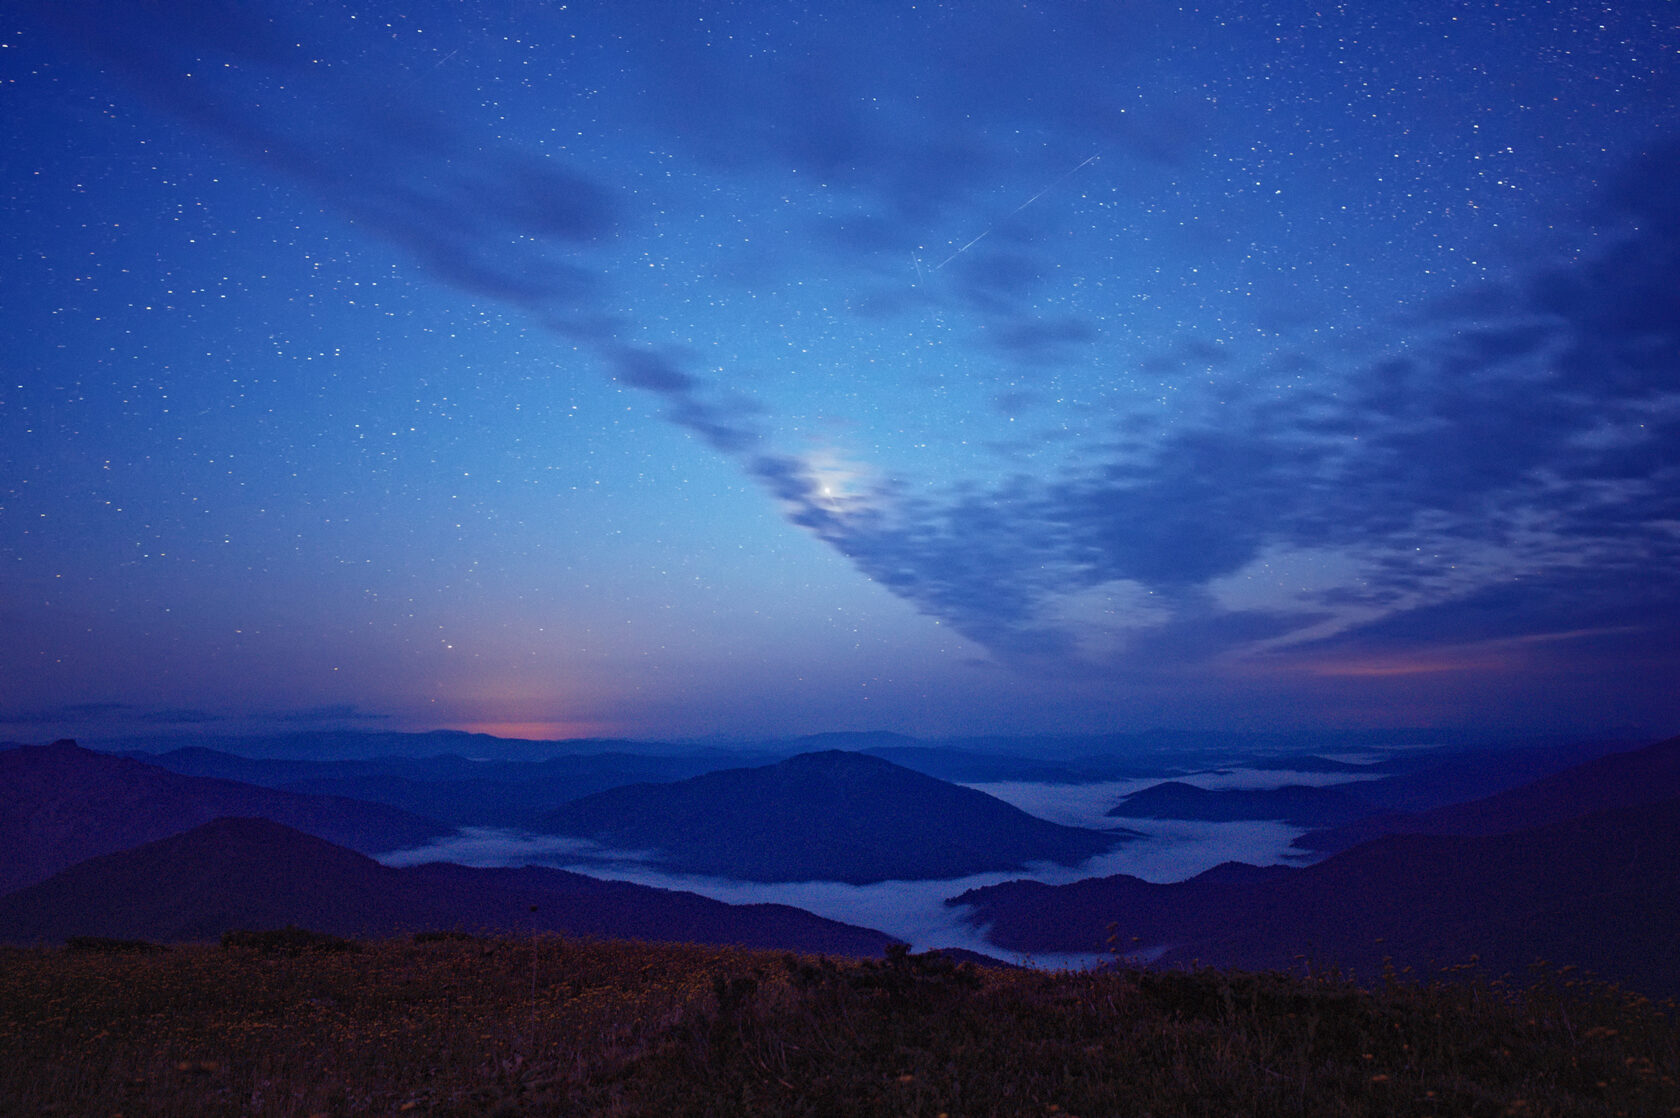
[121,745,767,829]
[537,749,1130,883]
[115,736,1147,826]
[952,734,1680,997]
[0,740,450,895]
[0,739,1130,953]
[7,729,1674,989]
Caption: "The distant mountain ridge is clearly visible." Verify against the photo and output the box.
[89,729,672,762]
[1338,736,1642,815]
[1296,733,1680,852]
[539,750,1129,884]
[120,745,767,828]
[0,741,450,895]
[0,817,899,956]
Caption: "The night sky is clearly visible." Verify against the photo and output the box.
[4,1,1677,743]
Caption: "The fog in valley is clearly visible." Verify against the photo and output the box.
[380,766,1363,961]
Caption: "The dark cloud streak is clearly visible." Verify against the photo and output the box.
[760,142,1680,665]
[21,0,617,313]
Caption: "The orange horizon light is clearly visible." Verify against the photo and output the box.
[447,720,619,742]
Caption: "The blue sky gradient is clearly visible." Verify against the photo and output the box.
[4,0,1677,741]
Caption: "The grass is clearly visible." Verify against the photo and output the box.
[2,934,1677,1116]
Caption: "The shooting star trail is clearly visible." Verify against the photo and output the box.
[1010,152,1100,215]
[933,152,1099,270]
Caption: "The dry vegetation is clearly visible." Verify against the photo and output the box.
[3,932,1678,1116]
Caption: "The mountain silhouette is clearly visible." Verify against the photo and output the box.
[0,816,900,956]
[952,795,1680,997]
[1107,780,1375,827]
[539,750,1128,883]
[1296,733,1680,852]
[1335,736,1641,815]
[0,740,450,894]
[126,744,761,828]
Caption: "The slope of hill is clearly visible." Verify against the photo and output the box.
[539,750,1128,883]
[1107,781,1375,827]
[403,863,898,955]
[951,796,1680,998]
[0,741,451,894]
[1296,732,1680,852]
[0,816,899,956]
[858,745,1118,783]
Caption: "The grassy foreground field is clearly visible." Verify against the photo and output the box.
[3,933,1678,1117]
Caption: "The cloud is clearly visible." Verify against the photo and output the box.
[380,828,648,870]
[621,1,1166,216]
[139,709,228,726]
[22,0,617,314]
[0,702,132,727]
[761,142,1680,670]
[272,705,392,726]
[990,317,1100,364]
[605,347,765,455]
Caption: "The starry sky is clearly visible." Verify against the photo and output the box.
[4,0,1678,744]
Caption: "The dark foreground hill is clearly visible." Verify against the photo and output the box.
[0,741,450,894]
[5,934,1677,1118]
[539,749,1128,883]
[952,795,1680,998]
[0,816,898,956]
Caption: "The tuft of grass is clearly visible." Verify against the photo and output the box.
[2,935,1677,1116]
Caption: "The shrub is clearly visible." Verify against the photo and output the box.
[413,929,482,944]
[220,925,362,956]
[63,935,168,954]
